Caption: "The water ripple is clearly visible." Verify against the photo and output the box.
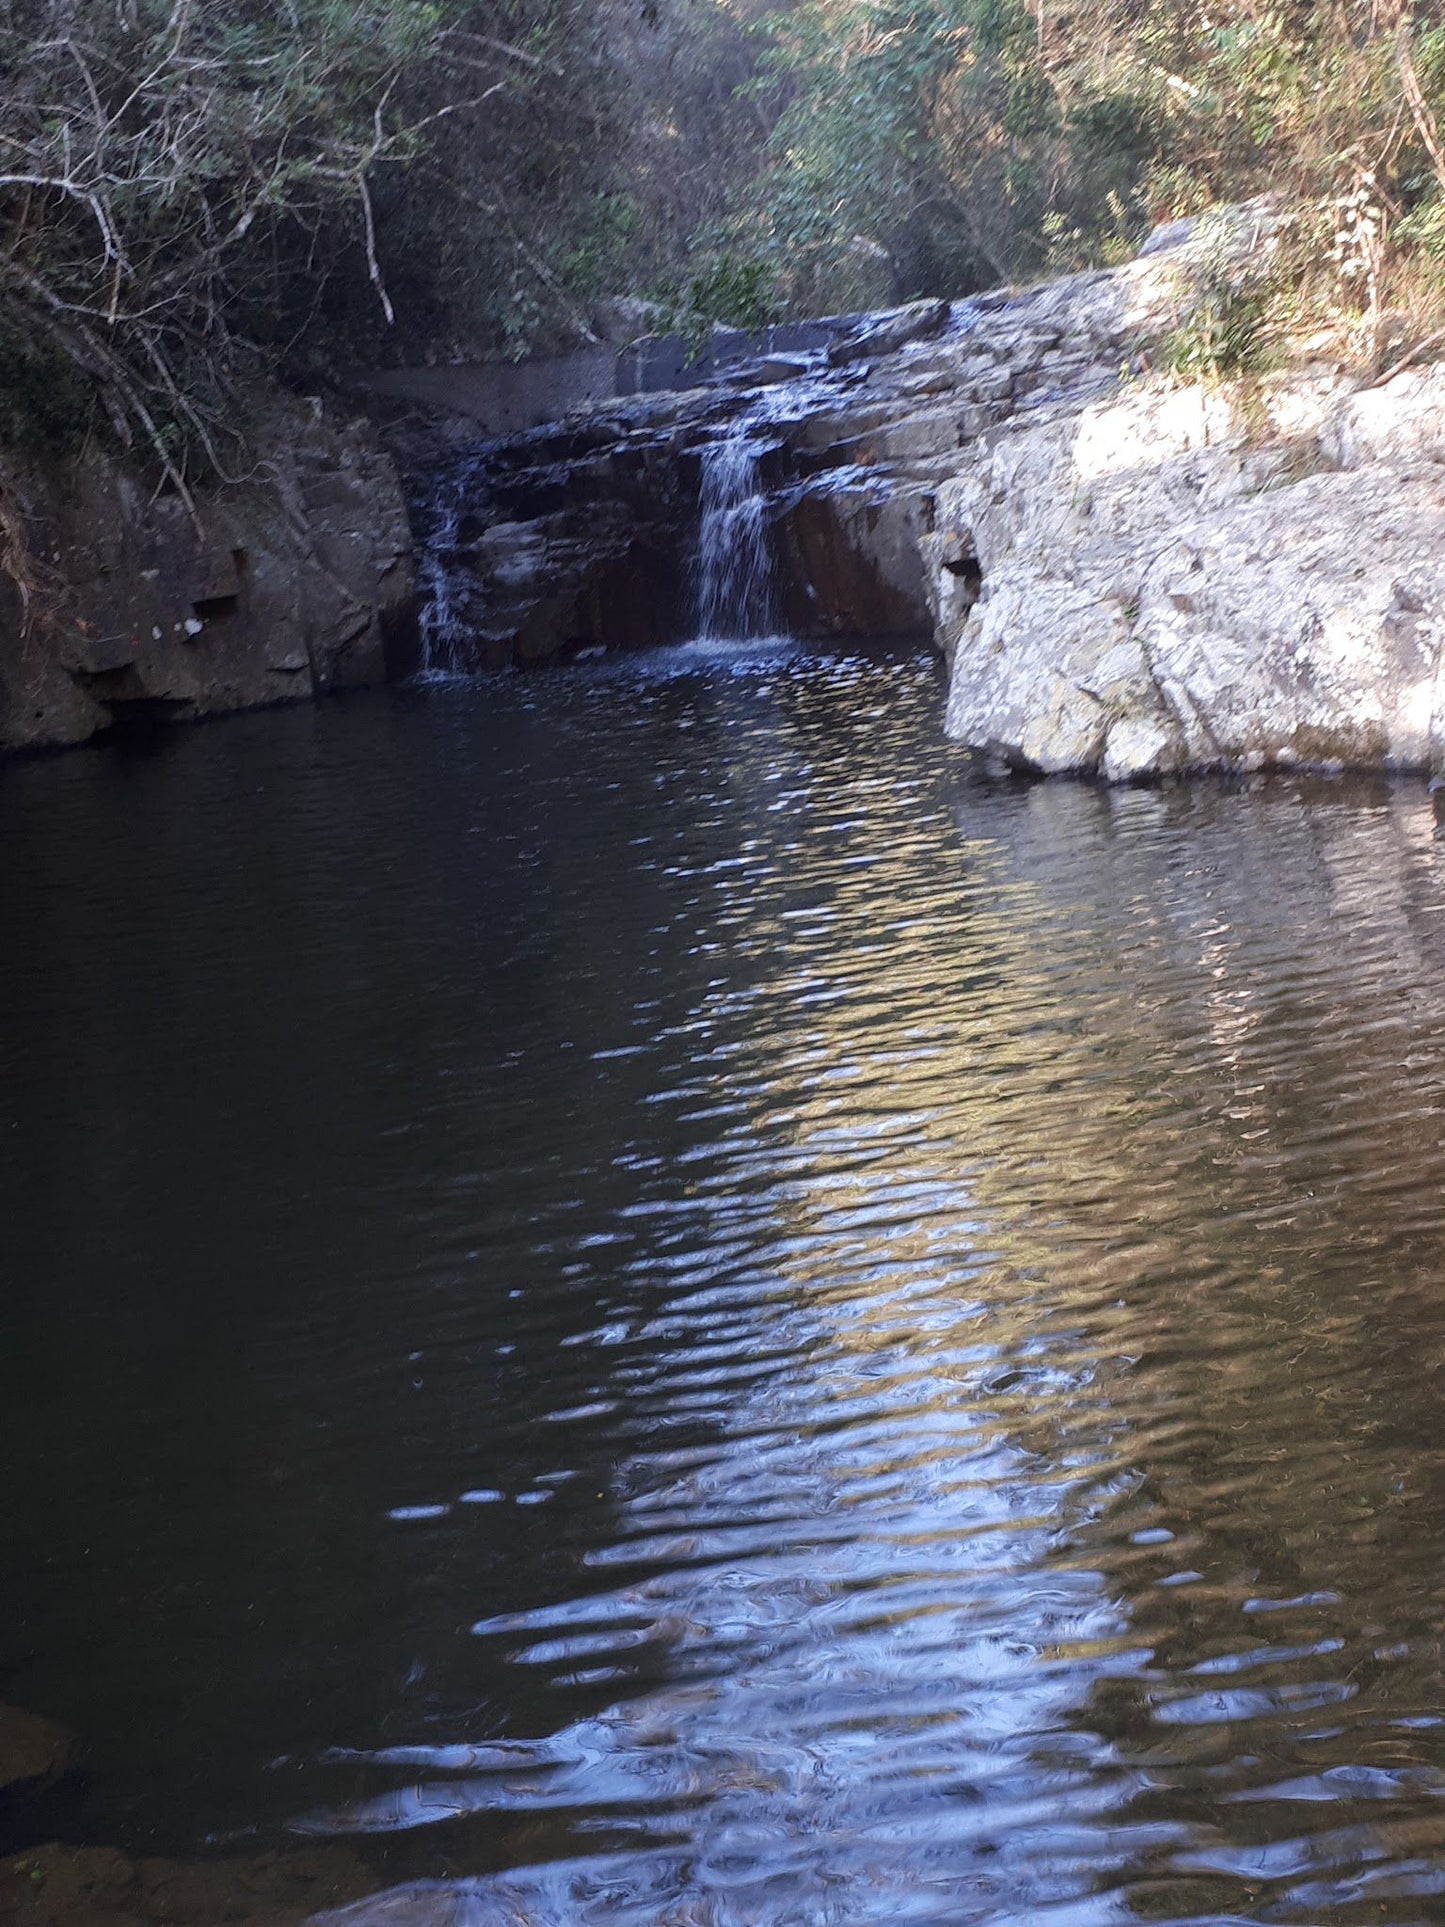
[7,650,1445,1920]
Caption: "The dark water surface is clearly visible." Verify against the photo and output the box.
[7,642,1445,1924]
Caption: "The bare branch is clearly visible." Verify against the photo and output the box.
[357,172,393,327]
[0,172,123,265]
[1367,319,1445,387]
[437,28,561,76]
[1393,14,1445,195]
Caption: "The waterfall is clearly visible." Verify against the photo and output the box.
[414,458,472,678]
[695,430,777,641]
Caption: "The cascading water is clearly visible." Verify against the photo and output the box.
[413,454,478,678]
[695,430,777,641]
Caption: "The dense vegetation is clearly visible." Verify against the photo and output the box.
[725,0,1445,370]
[3,0,1445,482]
[0,0,629,484]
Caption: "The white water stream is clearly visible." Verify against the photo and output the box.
[694,431,778,641]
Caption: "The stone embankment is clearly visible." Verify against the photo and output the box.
[417,202,1445,780]
[0,397,415,753]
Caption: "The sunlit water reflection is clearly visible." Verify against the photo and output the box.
[6,641,1445,1924]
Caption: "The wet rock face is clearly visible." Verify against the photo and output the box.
[405,224,1218,673]
[414,421,695,671]
[0,399,415,754]
[413,406,944,667]
[775,483,932,641]
[0,1707,69,1790]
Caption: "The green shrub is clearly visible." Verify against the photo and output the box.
[648,245,780,349]
[1163,272,1275,380]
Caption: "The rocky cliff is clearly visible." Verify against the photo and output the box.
[928,352,1445,780]
[0,397,415,753]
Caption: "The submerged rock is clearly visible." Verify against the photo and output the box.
[0,1707,69,1790]
[0,1843,375,1927]
[0,1846,136,1927]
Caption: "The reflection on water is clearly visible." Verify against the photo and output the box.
[6,644,1445,1923]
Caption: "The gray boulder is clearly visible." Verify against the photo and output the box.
[826,299,953,366]
[935,368,1445,777]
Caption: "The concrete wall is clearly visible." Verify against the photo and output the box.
[357,319,859,437]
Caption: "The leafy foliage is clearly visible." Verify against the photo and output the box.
[0,320,95,457]
[1161,265,1274,379]
[707,0,1445,364]
[648,246,780,347]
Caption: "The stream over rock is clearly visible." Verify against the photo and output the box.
[694,427,778,642]
[405,202,1445,781]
